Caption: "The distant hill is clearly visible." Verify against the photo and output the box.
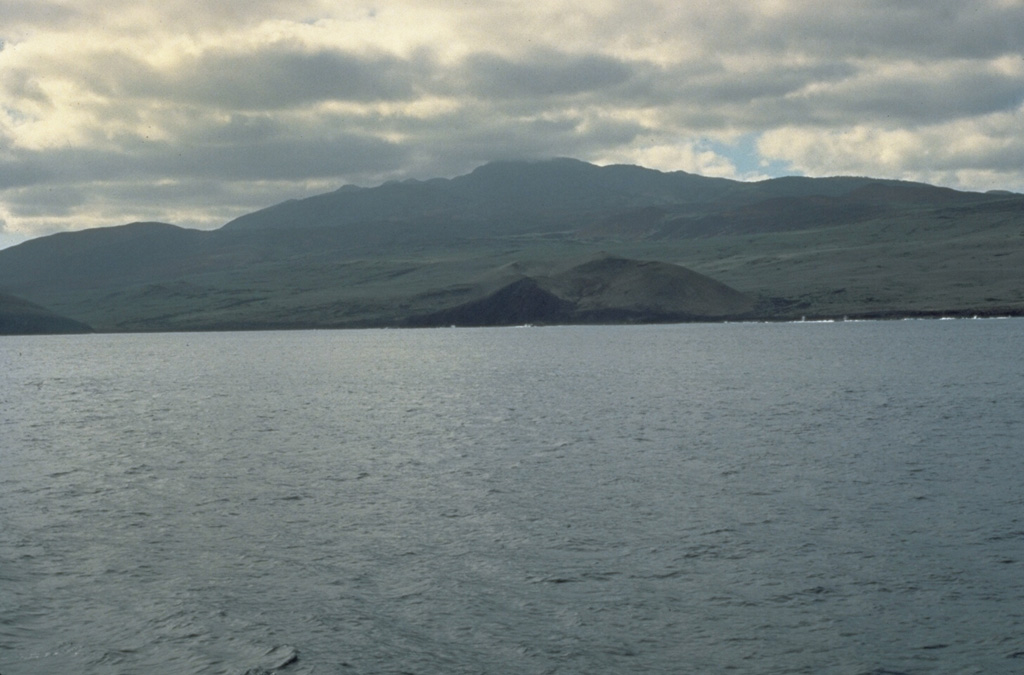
[406,256,756,326]
[221,158,733,233]
[0,158,1021,331]
[0,222,212,294]
[221,157,963,241]
[0,292,92,334]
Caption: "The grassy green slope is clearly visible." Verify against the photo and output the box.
[642,201,1024,318]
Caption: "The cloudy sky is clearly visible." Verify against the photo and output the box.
[2,0,1023,248]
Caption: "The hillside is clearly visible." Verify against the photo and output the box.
[0,292,93,335]
[406,256,757,327]
[0,159,1021,332]
[220,158,967,242]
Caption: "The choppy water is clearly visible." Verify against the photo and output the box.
[1,320,1023,674]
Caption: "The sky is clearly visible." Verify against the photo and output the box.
[2,0,1023,249]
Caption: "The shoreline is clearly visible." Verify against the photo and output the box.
[3,308,1022,336]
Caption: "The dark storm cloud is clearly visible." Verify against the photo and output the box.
[669,61,1024,131]
[699,1,1024,62]
[150,132,409,182]
[457,51,634,99]
[166,47,425,107]
[4,127,408,185]
[0,0,87,32]
[807,66,1024,125]
[0,154,54,190]
[617,60,859,119]
[2,185,87,218]
[50,44,428,109]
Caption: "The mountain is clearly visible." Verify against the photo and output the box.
[220,157,945,241]
[406,256,757,327]
[0,158,1021,332]
[0,292,93,335]
[0,222,209,295]
[221,158,733,233]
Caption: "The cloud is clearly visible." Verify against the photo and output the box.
[779,59,1024,126]
[2,184,87,218]
[594,142,746,180]
[751,2,1024,61]
[758,104,1024,190]
[457,51,635,100]
[2,0,1024,241]
[131,46,425,108]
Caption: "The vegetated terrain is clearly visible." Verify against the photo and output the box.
[0,158,1021,333]
[0,292,93,334]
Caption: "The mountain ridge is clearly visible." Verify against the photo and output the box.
[1,158,1021,332]
[222,157,967,235]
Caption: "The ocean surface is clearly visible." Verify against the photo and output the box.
[1,320,1023,674]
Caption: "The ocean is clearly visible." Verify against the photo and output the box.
[2,320,1022,674]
